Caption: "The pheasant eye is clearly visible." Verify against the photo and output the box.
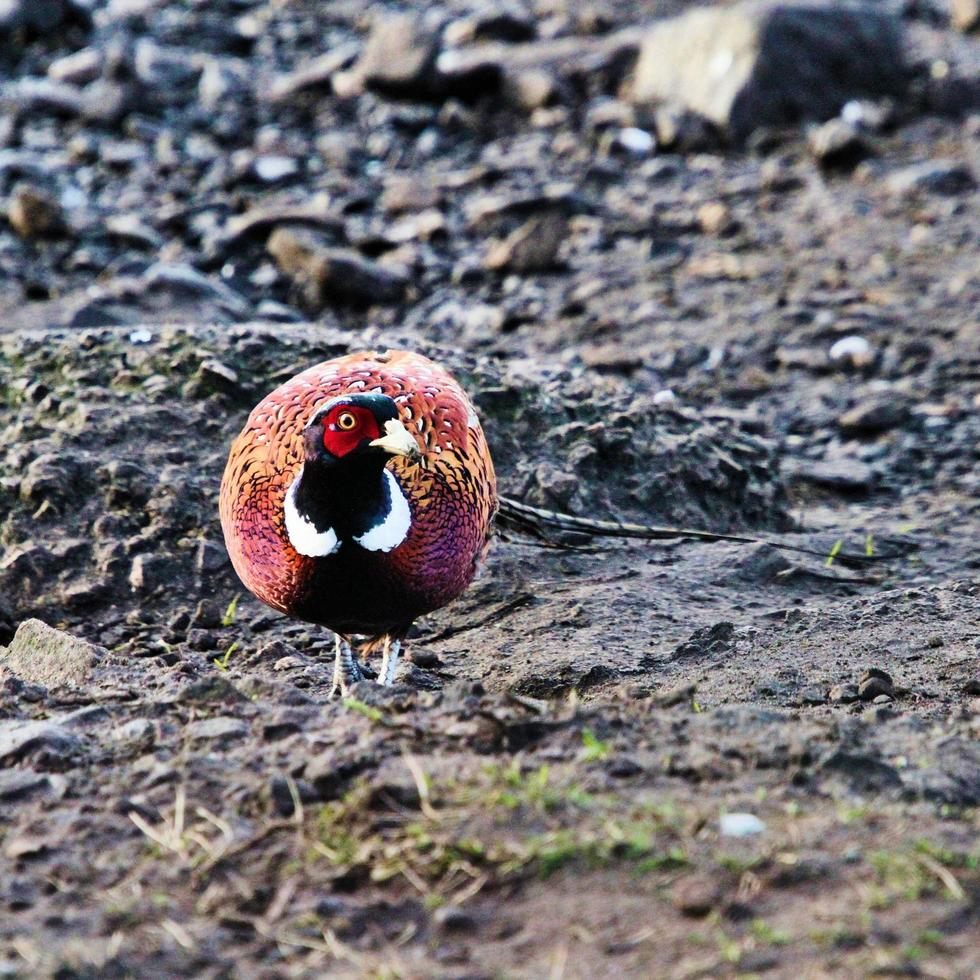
[336,411,357,431]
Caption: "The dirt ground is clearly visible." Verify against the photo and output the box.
[1,1,979,977]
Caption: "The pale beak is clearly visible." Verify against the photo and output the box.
[369,419,423,461]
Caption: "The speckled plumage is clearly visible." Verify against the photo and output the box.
[219,350,497,639]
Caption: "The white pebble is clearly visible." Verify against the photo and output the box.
[616,127,655,156]
[653,388,677,406]
[719,812,766,837]
[254,155,298,182]
[829,335,872,365]
[128,328,153,344]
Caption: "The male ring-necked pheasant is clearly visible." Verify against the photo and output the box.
[220,349,497,695]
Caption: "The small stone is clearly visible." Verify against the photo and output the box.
[672,874,723,917]
[380,175,439,214]
[506,69,559,112]
[7,183,66,239]
[886,161,976,196]
[185,717,248,742]
[808,119,869,169]
[697,202,736,236]
[357,12,439,98]
[829,335,874,368]
[609,127,656,157]
[484,211,568,273]
[254,155,299,183]
[950,0,980,32]
[828,683,860,703]
[0,619,104,689]
[191,599,222,629]
[838,394,909,436]
[793,459,875,494]
[652,104,718,152]
[267,228,409,309]
[0,720,81,764]
[433,905,476,932]
[719,813,766,837]
[858,671,895,702]
[872,693,893,705]
[652,388,677,406]
[47,47,103,85]
[128,554,179,594]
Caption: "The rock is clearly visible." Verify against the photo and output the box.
[253,155,299,183]
[950,0,979,32]
[380,175,439,214]
[828,683,860,704]
[820,750,903,793]
[433,905,476,932]
[357,13,440,99]
[652,105,720,152]
[133,39,201,89]
[129,554,180,594]
[444,10,537,45]
[505,68,559,111]
[631,3,906,141]
[267,228,409,309]
[808,119,870,169]
[885,161,976,196]
[791,459,875,494]
[0,719,81,764]
[484,211,568,273]
[185,717,248,742]
[0,770,52,802]
[697,202,736,236]
[858,668,895,702]
[47,47,104,85]
[266,44,359,103]
[7,183,66,239]
[0,0,89,38]
[672,874,723,916]
[0,619,104,688]
[828,335,874,368]
[719,812,766,837]
[838,394,908,436]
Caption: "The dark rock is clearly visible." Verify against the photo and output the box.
[0,770,52,802]
[0,719,81,764]
[631,3,906,141]
[820,750,903,793]
[808,119,870,170]
[267,228,408,309]
[185,717,248,742]
[651,104,720,153]
[672,874,723,917]
[838,394,909,436]
[886,161,976,196]
[790,459,875,494]
[129,554,180,594]
[672,622,735,661]
[433,905,476,932]
[7,183,66,239]
[828,684,860,704]
[858,669,895,702]
[484,211,568,273]
[0,618,104,688]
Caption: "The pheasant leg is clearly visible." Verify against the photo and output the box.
[377,638,401,686]
[328,635,363,698]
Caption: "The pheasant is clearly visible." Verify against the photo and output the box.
[219,349,497,696]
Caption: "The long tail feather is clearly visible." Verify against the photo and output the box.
[495,496,907,565]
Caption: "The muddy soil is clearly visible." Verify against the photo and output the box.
[1,0,979,978]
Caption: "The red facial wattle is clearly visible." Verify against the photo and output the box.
[321,404,382,458]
